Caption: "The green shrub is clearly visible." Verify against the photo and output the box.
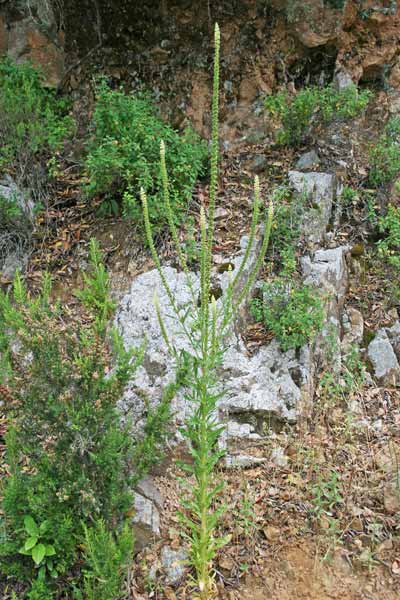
[0,193,23,226]
[265,84,371,145]
[251,279,325,350]
[377,204,400,271]
[269,184,306,270]
[0,59,73,182]
[369,117,400,186]
[85,81,207,230]
[0,241,172,596]
[81,520,133,600]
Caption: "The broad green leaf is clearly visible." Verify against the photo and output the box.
[39,520,49,534]
[45,545,56,556]
[32,543,46,565]
[24,536,38,551]
[18,546,31,556]
[24,515,39,537]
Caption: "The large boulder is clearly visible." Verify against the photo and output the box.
[115,263,313,439]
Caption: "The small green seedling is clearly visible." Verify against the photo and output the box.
[19,516,58,579]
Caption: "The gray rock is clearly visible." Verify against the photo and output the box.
[383,474,400,514]
[270,446,289,467]
[0,175,34,218]
[301,246,349,373]
[385,320,400,359]
[1,250,28,280]
[160,546,188,585]
[367,329,400,386]
[131,493,160,550]
[295,150,320,171]
[342,307,364,352]
[224,454,266,468]
[301,247,348,300]
[333,69,354,92]
[220,339,314,427]
[115,266,200,433]
[115,237,351,474]
[248,154,268,174]
[136,476,163,510]
[288,171,336,245]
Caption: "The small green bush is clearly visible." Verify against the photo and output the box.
[0,193,23,226]
[0,59,73,180]
[265,84,371,145]
[85,81,207,230]
[251,279,325,350]
[81,519,133,600]
[369,117,400,186]
[270,185,306,269]
[0,241,173,597]
[377,204,400,271]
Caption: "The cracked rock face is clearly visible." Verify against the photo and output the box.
[132,492,161,551]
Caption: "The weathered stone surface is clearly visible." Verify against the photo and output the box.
[295,150,320,171]
[7,18,64,87]
[160,546,188,585]
[385,320,400,360]
[341,307,364,352]
[270,445,289,467]
[115,266,199,433]
[333,69,354,92]
[0,175,34,218]
[136,476,163,510]
[220,340,313,425]
[115,226,320,460]
[115,239,349,473]
[224,454,266,468]
[383,474,400,514]
[301,246,349,373]
[301,247,348,300]
[132,492,160,550]
[288,0,340,48]
[288,171,336,244]
[1,250,28,280]
[368,329,400,386]
[0,176,33,279]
